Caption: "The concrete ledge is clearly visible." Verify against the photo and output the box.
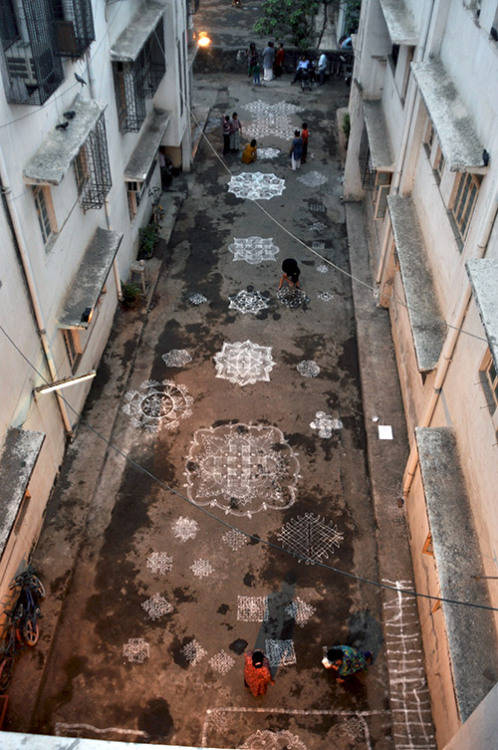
[416,426,498,721]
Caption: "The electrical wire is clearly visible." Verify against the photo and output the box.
[1,322,497,615]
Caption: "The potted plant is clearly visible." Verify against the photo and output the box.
[121,281,142,309]
[138,224,159,260]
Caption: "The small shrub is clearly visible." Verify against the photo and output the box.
[121,281,142,308]
[138,224,159,260]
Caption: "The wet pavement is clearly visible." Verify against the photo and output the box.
[3,11,437,748]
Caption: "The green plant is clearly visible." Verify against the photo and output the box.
[342,112,351,140]
[138,224,159,260]
[121,281,142,308]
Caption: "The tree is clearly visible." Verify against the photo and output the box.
[254,0,361,52]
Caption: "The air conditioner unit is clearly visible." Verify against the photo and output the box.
[5,40,37,86]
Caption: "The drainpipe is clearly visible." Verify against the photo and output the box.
[402,191,498,495]
[376,0,436,284]
[85,49,123,301]
[0,151,73,436]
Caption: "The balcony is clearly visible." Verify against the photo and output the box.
[110,0,167,133]
[52,0,95,58]
[23,94,112,211]
[0,0,64,105]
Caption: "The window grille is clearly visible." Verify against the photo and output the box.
[113,18,166,133]
[451,172,481,241]
[0,0,64,104]
[187,0,200,14]
[51,0,95,58]
[33,185,57,243]
[74,111,112,211]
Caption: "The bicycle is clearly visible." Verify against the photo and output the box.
[148,186,165,227]
[10,566,45,646]
[0,611,22,692]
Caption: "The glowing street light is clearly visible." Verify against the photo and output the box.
[197,31,211,48]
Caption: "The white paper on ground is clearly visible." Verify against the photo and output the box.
[378,425,393,440]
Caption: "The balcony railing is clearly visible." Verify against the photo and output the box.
[0,0,64,105]
[52,0,95,58]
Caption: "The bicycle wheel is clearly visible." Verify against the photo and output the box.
[30,575,46,600]
[0,656,15,691]
[22,618,39,647]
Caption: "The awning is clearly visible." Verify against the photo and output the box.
[0,427,45,554]
[58,227,123,329]
[124,109,170,182]
[412,60,486,173]
[466,258,498,372]
[379,0,418,45]
[23,94,107,186]
[362,100,395,171]
[110,0,166,62]
[388,195,446,371]
[416,427,498,722]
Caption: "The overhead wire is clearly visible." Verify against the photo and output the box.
[0,9,495,616]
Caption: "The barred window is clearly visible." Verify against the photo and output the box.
[51,0,95,58]
[451,172,481,241]
[33,185,57,244]
[73,111,112,211]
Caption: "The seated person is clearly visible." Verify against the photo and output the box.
[291,56,309,83]
[241,139,257,164]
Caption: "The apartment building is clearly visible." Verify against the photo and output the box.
[344,0,498,747]
[0,0,190,616]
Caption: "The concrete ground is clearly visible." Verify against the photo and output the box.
[3,14,437,750]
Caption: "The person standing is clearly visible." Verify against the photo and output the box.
[289,129,303,170]
[230,112,242,153]
[262,41,275,82]
[322,646,372,683]
[274,42,285,77]
[244,650,274,696]
[253,60,261,86]
[247,42,258,77]
[222,115,231,155]
[301,122,309,164]
[317,51,328,85]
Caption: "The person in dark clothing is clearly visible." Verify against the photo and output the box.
[279,258,301,288]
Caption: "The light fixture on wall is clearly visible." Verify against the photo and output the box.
[34,370,96,395]
[197,31,211,47]
[81,306,93,325]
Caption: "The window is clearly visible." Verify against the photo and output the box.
[0,0,64,105]
[63,329,82,371]
[126,157,157,219]
[480,349,498,418]
[372,171,392,219]
[51,0,95,57]
[451,172,481,241]
[112,18,166,133]
[73,110,112,211]
[33,186,57,244]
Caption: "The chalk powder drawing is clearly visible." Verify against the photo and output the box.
[383,579,436,749]
[229,290,269,315]
[310,203,326,212]
[123,380,193,432]
[122,638,150,663]
[297,360,320,378]
[188,293,208,305]
[317,291,333,301]
[277,512,343,565]
[310,411,343,438]
[172,516,200,542]
[162,349,192,367]
[141,594,173,620]
[228,237,279,264]
[146,552,173,574]
[228,172,286,201]
[311,241,325,250]
[277,287,306,309]
[285,598,316,627]
[181,639,207,666]
[258,147,280,159]
[222,529,248,551]
[265,639,296,667]
[240,729,307,750]
[214,341,275,387]
[316,264,329,273]
[243,100,302,141]
[297,170,328,188]
[185,423,300,517]
[237,596,269,622]
[209,650,235,675]
[190,559,215,578]
[312,222,326,232]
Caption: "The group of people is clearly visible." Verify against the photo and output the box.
[222,112,258,163]
[247,41,285,84]
[291,52,330,86]
[289,123,309,170]
[244,645,372,697]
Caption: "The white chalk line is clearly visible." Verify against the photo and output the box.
[55,723,148,738]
